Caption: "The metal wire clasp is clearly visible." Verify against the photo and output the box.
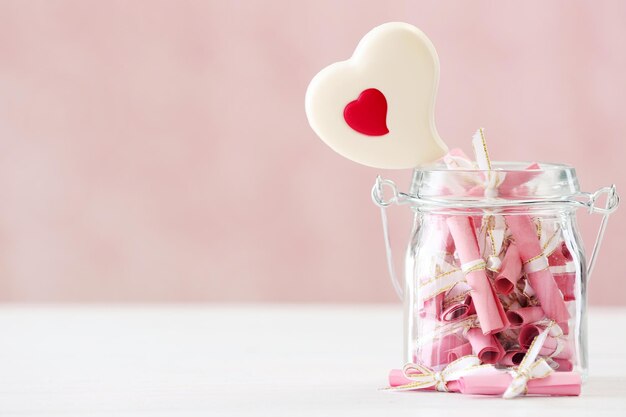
[372,176,400,207]
[586,185,620,215]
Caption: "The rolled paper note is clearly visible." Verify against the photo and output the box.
[418,333,468,367]
[470,128,498,197]
[419,292,444,320]
[441,282,473,322]
[477,215,506,272]
[458,372,581,396]
[387,369,461,392]
[446,342,473,362]
[519,324,572,359]
[494,243,522,294]
[446,217,509,334]
[506,215,569,323]
[388,356,487,392]
[418,263,465,311]
[388,369,461,392]
[466,328,505,364]
[506,306,546,328]
[416,219,460,309]
[547,242,573,266]
[442,149,491,196]
[553,272,576,302]
[497,327,520,346]
[305,22,448,169]
[500,349,526,367]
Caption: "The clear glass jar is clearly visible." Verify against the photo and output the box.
[372,162,619,379]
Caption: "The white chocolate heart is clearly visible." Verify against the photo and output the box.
[305,22,448,169]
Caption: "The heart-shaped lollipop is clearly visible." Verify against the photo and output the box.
[305,22,448,169]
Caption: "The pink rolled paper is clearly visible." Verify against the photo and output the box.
[494,244,522,294]
[499,349,526,366]
[440,283,473,322]
[417,217,457,312]
[506,306,545,328]
[519,325,572,359]
[446,342,473,362]
[466,328,505,364]
[547,242,573,266]
[446,217,509,334]
[420,293,444,320]
[506,215,569,323]
[418,333,469,368]
[553,273,576,301]
[388,369,461,392]
[458,372,581,396]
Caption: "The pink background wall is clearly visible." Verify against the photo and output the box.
[0,1,624,304]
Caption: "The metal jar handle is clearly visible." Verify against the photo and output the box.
[583,185,620,280]
[372,177,620,300]
[371,176,412,300]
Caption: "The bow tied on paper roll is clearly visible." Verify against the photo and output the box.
[389,356,489,392]
[503,322,556,398]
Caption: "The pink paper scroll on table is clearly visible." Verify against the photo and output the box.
[388,369,462,392]
[446,217,509,334]
[457,372,581,396]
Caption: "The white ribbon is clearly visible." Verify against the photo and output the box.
[539,221,561,257]
[550,263,576,274]
[532,319,567,358]
[392,356,490,392]
[523,255,549,274]
[522,220,561,274]
[471,128,503,197]
[417,261,465,309]
[503,322,556,399]
[461,259,487,274]
[478,215,507,272]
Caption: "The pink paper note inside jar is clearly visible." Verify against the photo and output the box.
[420,293,444,320]
[446,217,509,334]
[441,283,473,322]
[553,273,576,301]
[506,215,569,323]
[506,306,546,328]
[466,328,505,364]
[499,349,526,367]
[519,325,573,359]
[548,242,573,266]
[418,334,469,368]
[494,243,522,294]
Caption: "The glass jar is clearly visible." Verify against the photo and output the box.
[372,162,619,379]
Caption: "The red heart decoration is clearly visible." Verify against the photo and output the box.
[343,88,389,136]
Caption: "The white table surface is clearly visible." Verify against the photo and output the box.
[0,305,624,416]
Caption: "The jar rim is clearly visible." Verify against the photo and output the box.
[410,160,581,203]
[415,161,573,173]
